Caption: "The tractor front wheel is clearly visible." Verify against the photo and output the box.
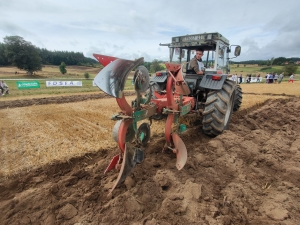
[202,80,236,137]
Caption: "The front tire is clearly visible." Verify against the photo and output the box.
[202,80,236,137]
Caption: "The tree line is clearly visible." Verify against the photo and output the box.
[0,36,99,75]
[0,35,166,75]
[234,57,300,66]
[38,48,97,66]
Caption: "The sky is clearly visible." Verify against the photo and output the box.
[0,0,299,62]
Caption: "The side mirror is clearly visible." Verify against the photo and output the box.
[234,46,241,57]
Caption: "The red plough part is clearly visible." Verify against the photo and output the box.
[93,54,195,194]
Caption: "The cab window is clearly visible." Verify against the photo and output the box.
[190,50,216,69]
[217,44,226,70]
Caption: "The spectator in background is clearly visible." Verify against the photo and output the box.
[231,74,236,83]
[288,74,294,83]
[246,75,250,83]
[269,73,274,84]
[256,74,261,83]
[274,73,279,84]
[278,72,284,84]
[239,74,243,84]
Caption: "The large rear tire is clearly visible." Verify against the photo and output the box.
[202,80,236,137]
[233,85,243,111]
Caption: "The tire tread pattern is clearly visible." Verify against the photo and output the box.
[233,85,243,111]
[202,80,236,137]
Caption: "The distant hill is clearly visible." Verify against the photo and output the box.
[233,57,300,66]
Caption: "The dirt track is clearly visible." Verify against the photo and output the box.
[0,92,135,109]
[1,96,300,225]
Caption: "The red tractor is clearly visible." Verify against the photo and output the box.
[93,32,242,194]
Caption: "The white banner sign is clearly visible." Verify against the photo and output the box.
[46,81,82,87]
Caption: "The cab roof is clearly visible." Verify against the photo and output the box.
[164,32,230,50]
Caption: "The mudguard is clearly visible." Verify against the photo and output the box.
[94,57,144,98]
[199,74,228,90]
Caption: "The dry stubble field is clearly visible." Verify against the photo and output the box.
[0,81,300,225]
[1,82,298,177]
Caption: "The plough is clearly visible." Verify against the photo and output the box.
[93,32,242,194]
[94,54,193,194]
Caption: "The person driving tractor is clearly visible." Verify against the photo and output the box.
[189,48,205,75]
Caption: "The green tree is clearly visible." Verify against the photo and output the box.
[150,59,164,73]
[59,62,67,74]
[284,63,298,75]
[84,72,90,79]
[244,64,246,67]
[4,36,42,75]
[143,62,151,71]
[273,57,286,65]
[0,43,9,66]
[270,57,275,66]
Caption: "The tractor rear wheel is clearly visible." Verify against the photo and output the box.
[233,85,243,111]
[202,80,236,137]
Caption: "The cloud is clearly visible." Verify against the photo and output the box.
[0,21,32,37]
[0,0,299,62]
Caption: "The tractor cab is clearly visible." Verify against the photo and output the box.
[162,32,241,74]
[151,32,241,97]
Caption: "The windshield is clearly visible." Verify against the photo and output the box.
[171,48,188,63]
[169,46,227,72]
[217,43,226,70]
[168,41,229,73]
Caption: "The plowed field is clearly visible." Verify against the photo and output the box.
[0,90,300,225]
